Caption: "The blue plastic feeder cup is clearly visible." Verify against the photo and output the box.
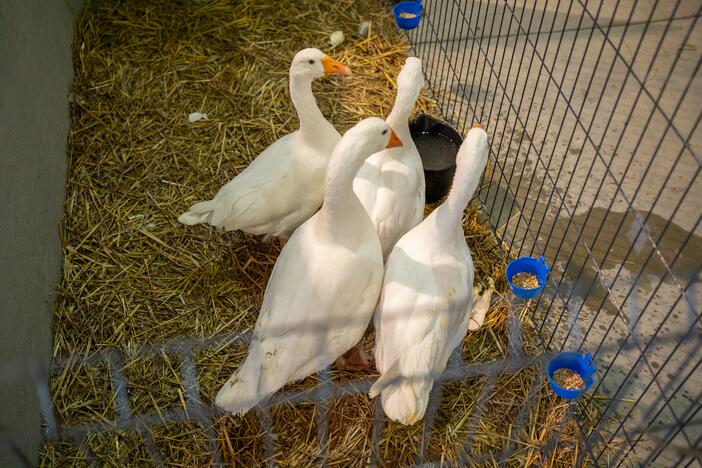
[547,352,596,399]
[505,256,549,300]
[393,1,422,30]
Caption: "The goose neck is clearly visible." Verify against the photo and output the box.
[387,86,419,129]
[324,142,366,213]
[289,74,327,135]
[441,151,485,227]
[316,140,369,237]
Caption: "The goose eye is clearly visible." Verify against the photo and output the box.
[382,129,388,135]
[308,60,315,65]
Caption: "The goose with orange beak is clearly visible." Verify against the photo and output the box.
[179,48,350,241]
[215,118,403,415]
[370,125,495,425]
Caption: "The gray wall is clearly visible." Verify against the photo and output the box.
[0,0,80,465]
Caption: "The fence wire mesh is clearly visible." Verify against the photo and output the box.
[1,0,700,467]
[18,330,651,466]
[405,0,701,465]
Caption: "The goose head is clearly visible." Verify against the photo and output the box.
[439,124,489,227]
[323,117,403,211]
[396,57,424,98]
[290,48,350,79]
[387,57,424,125]
[319,118,403,236]
[461,124,489,163]
[343,117,403,159]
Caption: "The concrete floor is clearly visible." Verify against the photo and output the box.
[407,0,701,465]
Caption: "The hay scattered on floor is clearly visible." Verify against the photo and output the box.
[41,0,613,466]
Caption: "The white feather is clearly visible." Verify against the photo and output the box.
[330,30,345,47]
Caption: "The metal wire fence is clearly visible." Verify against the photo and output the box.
[405,0,701,465]
[14,322,650,466]
[19,325,692,466]
[2,1,700,466]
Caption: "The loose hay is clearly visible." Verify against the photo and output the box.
[43,0,612,466]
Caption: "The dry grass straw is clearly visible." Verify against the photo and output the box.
[41,0,611,466]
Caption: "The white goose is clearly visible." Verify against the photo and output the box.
[215,118,402,415]
[353,57,425,259]
[178,48,349,239]
[370,125,494,425]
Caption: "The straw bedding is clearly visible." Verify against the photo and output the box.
[41,0,609,466]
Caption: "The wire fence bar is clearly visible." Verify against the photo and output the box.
[21,345,564,458]
[258,404,277,468]
[407,10,692,454]
[368,397,385,467]
[541,402,575,465]
[511,0,699,353]
[540,5,702,355]
[5,328,694,465]
[408,5,635,335]
[179,351,224,466]
[0,334,601,445]
[498,371,543,467]
[507,299,525,359]
[407,0,702,464]
[456,373,496,464]
[315,366,332,468]
[415,1,679,340]
[414,382,443,465]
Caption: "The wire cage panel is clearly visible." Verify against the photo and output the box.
[405,0,701,465]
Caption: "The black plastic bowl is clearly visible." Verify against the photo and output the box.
[409,114,463,203]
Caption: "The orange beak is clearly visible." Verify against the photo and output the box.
[386,130,403,148]
[471,123,482,129]
[321,55,350,75]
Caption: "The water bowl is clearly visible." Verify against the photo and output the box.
[505,255,549,300]
[393,1,422,30]
[547,352,596,399]
[409,114,463,203]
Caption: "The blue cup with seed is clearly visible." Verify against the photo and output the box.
[505,255,549,300]
[393,1,422,30]
[547,352,596,399]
